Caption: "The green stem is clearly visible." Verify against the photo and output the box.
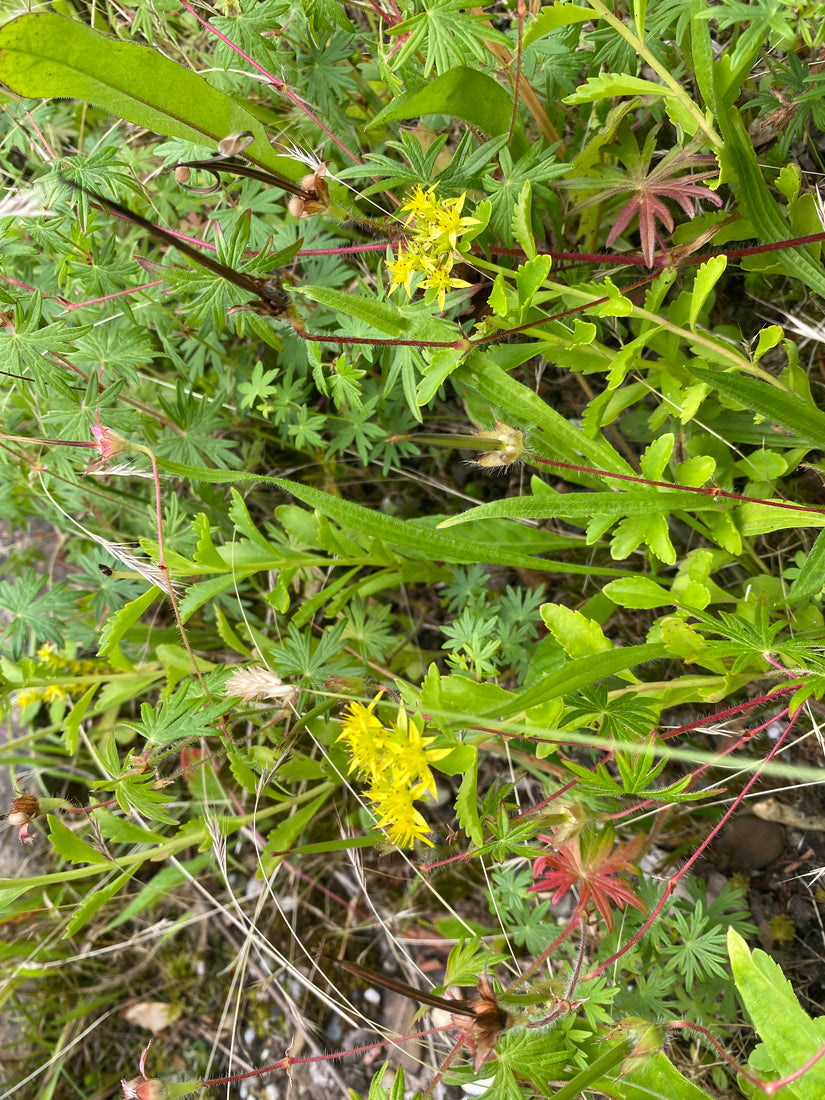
[585,0,721,147]
[551,1040,631,1100]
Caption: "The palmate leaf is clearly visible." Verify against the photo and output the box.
[0,290,90,383]
[0,569,76,660]
[387,0,509,78]
[130,680,236,745]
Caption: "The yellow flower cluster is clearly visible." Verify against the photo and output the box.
[15,644,103,711]
[337,696,451,849]
[387,185,478,310]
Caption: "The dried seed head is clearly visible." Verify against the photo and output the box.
[475,420,526,468]
[173,165,191,184]
[224,666,298,704]
[288,164,330,219]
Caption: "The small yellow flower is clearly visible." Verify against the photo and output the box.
[37,643,60,664]
[42,684,68,704]
[384,710,451,797]
[337,697,387,776]
[369,775,434,848]
[419,264,471,311]
[386,246,423,298]
[428,194,479,252]
[401,184,439,227]
[15,689,41,708]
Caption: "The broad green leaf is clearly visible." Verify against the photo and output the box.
[0,13,297,178]
[753,325,784,365]
[417,347,463,404]
[687,365,825,451]
[524,2,593,49]
[516,255,553,311]
[541,604,613,657]
[92,809,165,844]
[596,1051,718,1100]
[369,67,528,158]
[603,577,673,609]
[728,927,825,1100]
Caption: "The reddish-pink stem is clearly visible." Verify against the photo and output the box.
[585,706,800,981]
[178,0,360,166]
[529,453,825,518]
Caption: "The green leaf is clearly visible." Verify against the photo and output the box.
[0,13,298,177]
[516,255,553,312]
[603,577,673,609]
[417,347,463,405]
[152,459,633,578]
[489,642,668,720]
[454,350,635,475]
[717,105,825,298]
[48,815,112,865]
[512,181,536,261]
[787,529,825,602]
[65,870,136,937]
[728,927,825,1100]
[438,490,722,527]
[596,1051,718,1100]
[369,66,528,158]
[456,754,483,846]
[686,365,825,451]
[262,791,331,871]
[564,72,677,105]
[523,2,594,48]
[541,604,613,657]
[689,256,726,330]
[132,680,235,744]
[97,587,161,668]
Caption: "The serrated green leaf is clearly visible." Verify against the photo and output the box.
[97,586,161,667]
[564,72,676,105]
[689,255,726,330]
[65,870,135,937]
[541,604,613,657]
[728,927,825,1100]
[512,181,536,261]
[48,815,112,865]
[455,754,483,846]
